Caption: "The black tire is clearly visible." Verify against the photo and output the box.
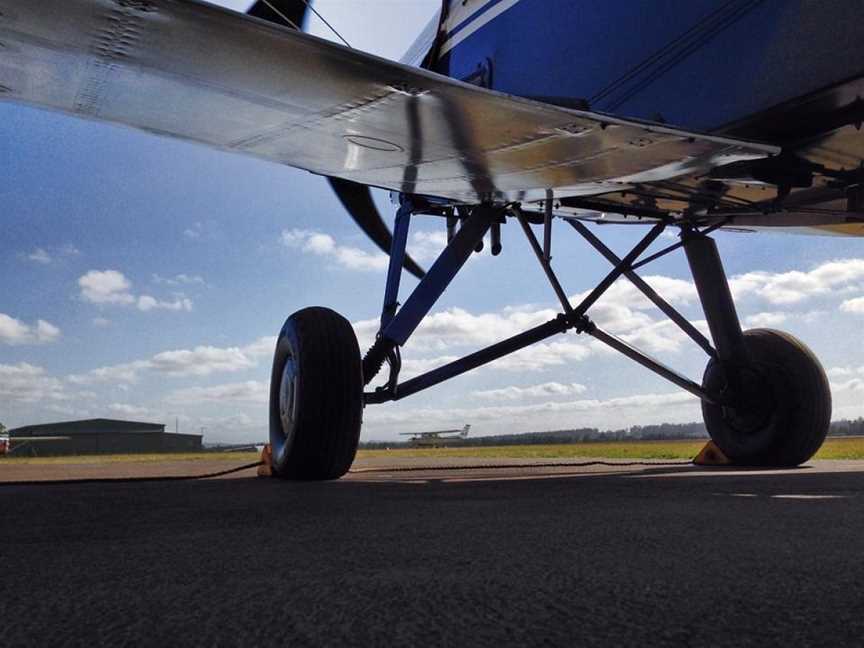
[702,328,831,467]
[269,307,363,480]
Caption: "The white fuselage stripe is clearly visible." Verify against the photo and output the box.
[439,0,524,56]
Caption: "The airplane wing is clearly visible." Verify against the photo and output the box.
[0,0,777,205]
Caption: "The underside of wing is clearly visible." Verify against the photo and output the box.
[0,0,777,206]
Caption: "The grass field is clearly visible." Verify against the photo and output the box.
[3,437,864,464]
[366,437,864,460]
[361,437,864,460]
[358,440,706,460]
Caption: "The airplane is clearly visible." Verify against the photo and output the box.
[400,424,471,447]
[207,442,268,453]
[1,0,860,479]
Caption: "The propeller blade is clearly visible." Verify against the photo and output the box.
[328,178,426,279]
[246,1,307,29]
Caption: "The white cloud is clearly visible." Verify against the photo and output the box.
[281,228,482,272]
[107,403,154,418]
[800,310,828,324]
[27,247,52,264]
[0,363,72,403]
[829,365,864,394]
[744,311,788,327]
[67,337,273,385]
[193,412,265,444]
[241,336,277,359]
[184,222,203,239]
[829,365,864,420]
[78,270,135,304]
[78,270,193,312]
[352,259,864,406]
[353,274,699,375]
[0,313,61,345]
[473,382,587,401]
[730,258,864,305]
[352,259,864,377]
[617,318,704,354]
[167,381,268,405]
[407,230,449,262]
[23,245,79,264]
[355,306,561,354]
[282,229,388,271]
[399,355,461,378]
[827,366,864,379]
[152,273,205,286]
[572,275,698,311]
[374,347,592,379]
[137,295,193,312]
[0,314,34,345]
[840,296,864,314]
[355,283,695,363]
[92,317,111,328]
[149,345,256,376]
[365,390,698,427]
[35,320,61,343]
[832,378,864,393]
[67,361,150,386]
[492,339,593,371]
[45,254,864,439]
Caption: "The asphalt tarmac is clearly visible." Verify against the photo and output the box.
[2,459,864,647]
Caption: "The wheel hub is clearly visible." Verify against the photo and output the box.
[718,363,777,435]
[279,355,298,439]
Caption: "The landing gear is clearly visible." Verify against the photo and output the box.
[270,198,832,478]
[268,307,363,480]
[702,328,831,466]
[682,232,831,465]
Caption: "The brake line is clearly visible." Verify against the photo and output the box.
[0,458,700,487]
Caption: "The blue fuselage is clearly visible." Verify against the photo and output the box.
[431,0,864,132]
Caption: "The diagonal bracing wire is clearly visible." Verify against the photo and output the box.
[259,0,301,29]
[259,0,352,48]
[297,0,352,48]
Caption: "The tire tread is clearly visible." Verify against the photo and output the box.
[702,328,831,466]
[272,307,362,480]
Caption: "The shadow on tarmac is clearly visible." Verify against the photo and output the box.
[2,462,863,646]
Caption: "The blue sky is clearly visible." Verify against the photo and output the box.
[2,0,864,443]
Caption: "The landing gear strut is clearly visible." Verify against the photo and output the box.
[682,229,831,465]
[270,199,831,479]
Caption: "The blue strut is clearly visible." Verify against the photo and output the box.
[362,204,495,385]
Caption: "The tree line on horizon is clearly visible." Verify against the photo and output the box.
[361,418,864,448]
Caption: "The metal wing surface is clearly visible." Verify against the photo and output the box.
[0,0,778,203]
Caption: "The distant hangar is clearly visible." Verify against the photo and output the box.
[6,418,202,456]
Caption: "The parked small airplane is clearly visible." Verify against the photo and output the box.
[208,443,268,453]
[401,424,471,447]
[2,0,861,478]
